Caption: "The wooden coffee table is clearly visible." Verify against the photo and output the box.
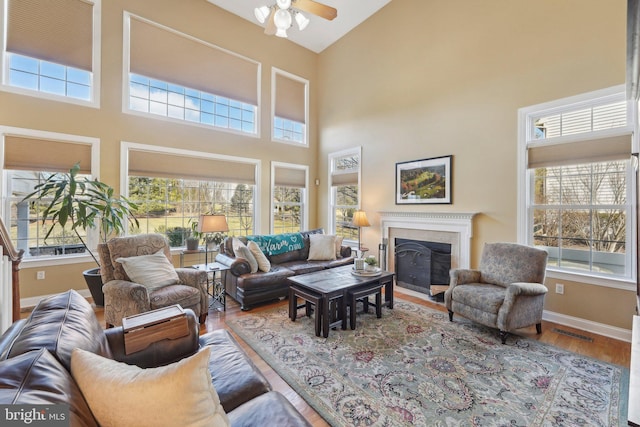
[287,265,394,338]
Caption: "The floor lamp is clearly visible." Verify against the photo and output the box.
[351,210,371,258]
[197,214,229,268]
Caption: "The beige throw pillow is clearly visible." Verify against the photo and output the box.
[70,347,229,427]
[247,241,271,272]
[307,234,337,261]
[115,249,180,290]
[232,238,258,273]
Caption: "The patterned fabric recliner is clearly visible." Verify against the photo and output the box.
[444,242,548,344]
[97,234,208,327]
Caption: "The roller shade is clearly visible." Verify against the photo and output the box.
[331,171,358,186]
[128,150,256,185]
[528,134,632,168]
[4,136,92,173]
[129,16,259,106]
[274,166,306,188]
[275,73,306,123]
[6,0,94,71]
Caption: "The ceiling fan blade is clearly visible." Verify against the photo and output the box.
[264,10,276,35]
[293,0,337,21]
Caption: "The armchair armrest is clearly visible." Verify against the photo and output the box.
[215,253,251,276]
[506,282,548,297]
[103,280,151,311]
[444,269,481,310]
[449,269,481,287]
[105,308,200,368]
[175,268,207,288]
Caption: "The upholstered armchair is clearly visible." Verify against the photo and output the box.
[97,234,208,327]
[444,242,548,344]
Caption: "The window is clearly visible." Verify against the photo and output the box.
[1,0,100,105]
[128,178,255,243]
[129,74,256,133]
[272,68,308,145]
[329,147,361,243]
[125,14,260,135]
[271,163,308,233]
[0,128,99,260]
[518,86,636,285]
[124,144,260,246]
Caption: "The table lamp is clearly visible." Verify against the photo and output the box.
[351,210,370,258]
[197,214,229,267]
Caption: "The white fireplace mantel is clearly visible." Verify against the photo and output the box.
[378,211,477,270]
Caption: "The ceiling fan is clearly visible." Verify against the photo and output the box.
[254,0,338,38]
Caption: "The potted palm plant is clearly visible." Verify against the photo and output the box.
[23,163,139,306]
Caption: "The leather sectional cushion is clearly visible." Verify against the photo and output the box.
[228,391,311,427]
[6,290,111,370]
[199,329,271,412]
[0,348,98,427]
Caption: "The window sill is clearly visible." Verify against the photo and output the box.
[21,253,97,269]
[545,268,635,291]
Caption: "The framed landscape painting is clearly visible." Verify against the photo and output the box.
[396,155,452,204]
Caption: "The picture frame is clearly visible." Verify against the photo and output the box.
[395,155,452,204]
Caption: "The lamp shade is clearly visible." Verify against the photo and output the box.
[254,6,271,24]
[352,210,371,227]
[197,214,229,233]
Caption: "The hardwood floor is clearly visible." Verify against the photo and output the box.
[26,291,632,427]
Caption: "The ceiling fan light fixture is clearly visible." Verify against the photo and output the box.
[276,0,291,10]
[275,27,288,38]
[295,11,310,31]
[274,8,292,31]
[254,5,271,24]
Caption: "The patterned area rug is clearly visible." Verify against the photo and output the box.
[227,299,629,426]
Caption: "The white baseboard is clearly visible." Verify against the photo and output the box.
[20,288,92,311]
[543,310,632,343]
[396,287,633,343]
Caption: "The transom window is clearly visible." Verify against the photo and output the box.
[129,74,256,134]
[518,86,636,284]
[1,0,100,105]
[274,117,305,144]
[8,54,91,101]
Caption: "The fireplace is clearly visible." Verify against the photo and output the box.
[394,239,451,294]
[379,211,476,297]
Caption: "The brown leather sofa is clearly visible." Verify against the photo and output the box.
[0,290,310,427]
[216,229,354,310]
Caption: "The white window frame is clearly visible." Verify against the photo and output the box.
[271,67,308,147]
[0,126,100,267]
[328,146,362,246]
[120,141,262,244]
[517,85,638,289]
[0,0,101,108]
[270,161,308,234]
[121,13,261,138]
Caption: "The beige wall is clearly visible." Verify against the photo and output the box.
[316,0,636,329]
[1,0,319,300]
[5,0,636,331]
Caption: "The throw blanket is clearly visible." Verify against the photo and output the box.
[246,233,304,256]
